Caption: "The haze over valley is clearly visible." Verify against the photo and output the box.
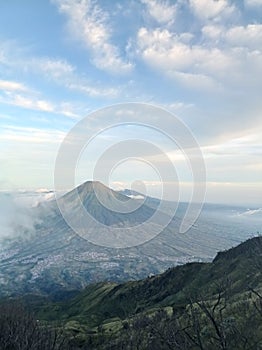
[0,181,261,298]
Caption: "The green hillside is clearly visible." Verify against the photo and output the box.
[23,236,262,349]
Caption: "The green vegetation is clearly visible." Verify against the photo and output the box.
[1,236,262,349]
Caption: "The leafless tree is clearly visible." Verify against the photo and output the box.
[0,301,71,350]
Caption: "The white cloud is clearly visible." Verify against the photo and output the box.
[0,80,28,93]
[245,0,262,7]
[226,24,262,49]
[141,0,177,25]
[1,93,55,113]
[32,58,75,79]
[127,194,145,199]
[137,28,193,70]
[0,125,65,144]
[34,99,55,113]
[67,82,118,98]
[35,188,52,193]
[0,91,81,119]
[29,57,118,97]
[0,40,121,98]
[136,27,233,89]
[136,24,262,91]
[164,101,195,112]
[202,130,262,157]
[52,0,133,74]
[171,71,219,90]
[202,25,224,40]
[0,193,39,241]
[58,102,82,119]
[189,0,236,21]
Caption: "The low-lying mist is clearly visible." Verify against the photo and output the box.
[0,193,43,245]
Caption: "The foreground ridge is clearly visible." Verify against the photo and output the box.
[5,235,261,349]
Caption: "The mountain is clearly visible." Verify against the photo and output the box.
[27,236,262,349]
[0,181,260,297]
[56,181,155,227]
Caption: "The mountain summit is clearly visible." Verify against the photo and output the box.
[63,181,131,210]
[57,180,155,227]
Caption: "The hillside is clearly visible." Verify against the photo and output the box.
[25,236,262,349]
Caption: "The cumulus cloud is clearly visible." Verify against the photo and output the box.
[189,0,237,21]
[133,0,262,96]
[136,27,232,90]
[201,25,224,40]
[134,0,262,95]
[52,0,133,74]
[136,21,262,92]
[226,24,262,49]
[141,0,177,25]
[137,28,193,70]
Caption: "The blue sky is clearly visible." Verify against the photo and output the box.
[0,0,262,205]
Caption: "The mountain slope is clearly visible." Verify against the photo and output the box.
[1,237,262,349]
[56,181,156,227]
[34,236,262,328]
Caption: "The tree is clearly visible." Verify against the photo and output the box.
[0,301,71,350]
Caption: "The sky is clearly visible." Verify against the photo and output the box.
[0,0,262,206]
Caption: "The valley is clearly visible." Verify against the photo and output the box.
[0,181,260,298]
